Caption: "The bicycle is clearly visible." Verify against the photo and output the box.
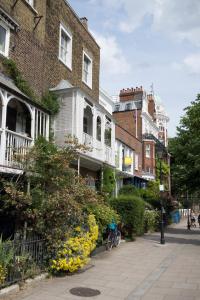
[106,229,121,251]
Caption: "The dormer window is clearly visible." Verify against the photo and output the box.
[125,103,131,110]
[115,105,120,112]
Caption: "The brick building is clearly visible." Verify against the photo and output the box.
[0,0,115,188]
[113,86,170,190]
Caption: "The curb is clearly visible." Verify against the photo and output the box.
[0,273,48,298]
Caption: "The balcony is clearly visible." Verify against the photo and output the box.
[83,132,93,147]
[4,129,33,168]
[105,146,112,163]
[0,88,49,173]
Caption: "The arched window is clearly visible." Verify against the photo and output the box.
[96,116,101,141]
[83,105,93,136]
[6,99,31,137]
[104,117,111,147]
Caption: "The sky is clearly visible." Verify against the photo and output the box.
[68,0,200,137]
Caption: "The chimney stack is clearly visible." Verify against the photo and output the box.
[119,86,144,102]
[80,17,88,30]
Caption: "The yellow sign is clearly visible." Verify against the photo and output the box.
[124,157,132,166]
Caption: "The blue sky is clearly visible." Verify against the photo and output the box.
[68,0,200,137]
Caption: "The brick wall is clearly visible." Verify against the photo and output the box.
[0,0,100,100]
[113,109,142,141]
[147,94,156,120]
[44,0,100,101]
[115,124,142,177]
[143,140,156,176]
[0,0,47,98]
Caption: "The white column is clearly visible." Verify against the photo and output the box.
[31,107,35,144]
[111,121,115,165]
[46,113,50,141]
[102,115,105,161]
[92,107,96,144]
[0,94,8,165]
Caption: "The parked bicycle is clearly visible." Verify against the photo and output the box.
[106,221,121,251]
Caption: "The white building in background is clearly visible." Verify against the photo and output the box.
[154,95,169,147]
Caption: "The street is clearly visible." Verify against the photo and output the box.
[5,219,200,300]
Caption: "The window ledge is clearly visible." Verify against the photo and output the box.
[58,57,72,72]
[82,80,92,90]
[0,51,8,59]
[23,0,38,15]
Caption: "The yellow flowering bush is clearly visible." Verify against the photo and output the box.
[51,214,98,273]
[0,264,7,285]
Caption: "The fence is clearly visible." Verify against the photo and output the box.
[0,237,47,289]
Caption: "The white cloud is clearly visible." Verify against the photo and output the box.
[92,31,130,76]
[89,0,200,46]
[183,53,200,74]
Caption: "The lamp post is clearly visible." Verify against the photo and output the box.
[187,191,191,230]
[157,149,165,245]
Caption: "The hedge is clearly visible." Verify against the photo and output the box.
[110,195,145,237]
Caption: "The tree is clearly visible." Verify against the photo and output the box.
[0,137,102,245]
[169,94,200,196]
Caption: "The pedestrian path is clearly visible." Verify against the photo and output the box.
[4,219,200,300]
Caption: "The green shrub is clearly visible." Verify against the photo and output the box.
[41,91,60,115]
[102,167,116,197]
[144,210,160,233]
[85,203,120,243]
[140,181,160,209]
[119,184,140,196]
[110,195,145,237]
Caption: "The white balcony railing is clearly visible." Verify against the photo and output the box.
[5,129,33,168]
[83,132,93,147]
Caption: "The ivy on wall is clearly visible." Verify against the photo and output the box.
[3,58,36,100]
[102,166,116,196]
[3,58,60,116]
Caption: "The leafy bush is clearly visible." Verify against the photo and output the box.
[50,215,98,273]
[102,167,115,196]
[41,91,60,115]
[0,237,14,284]
[85,204,120,243]
[140,181,160,209]
[119,184,140,196]
[110,195,145,237]
[144,210,160,233]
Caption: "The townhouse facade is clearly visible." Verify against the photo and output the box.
[0,0,115,188]
[113,86,170,191]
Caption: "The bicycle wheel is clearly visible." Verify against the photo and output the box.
[106,233,113,251]
[114,230,121,247]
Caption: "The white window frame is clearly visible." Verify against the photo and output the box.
[26,0,34,7]
[82,51,93,89]
[59,23,72,70]
[0,21,10,57]
[145,144,150,158]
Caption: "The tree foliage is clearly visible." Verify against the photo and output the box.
[1,137,101,247]
[169,94,200,195]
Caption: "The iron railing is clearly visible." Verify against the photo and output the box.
[0,237,47,289]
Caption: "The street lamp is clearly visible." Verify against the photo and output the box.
[157,148,165,245]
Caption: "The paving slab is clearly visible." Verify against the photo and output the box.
[3,218,200,300]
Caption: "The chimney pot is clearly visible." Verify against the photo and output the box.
[80,17,88,29]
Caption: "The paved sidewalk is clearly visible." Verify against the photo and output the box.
[4,219,200,300]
